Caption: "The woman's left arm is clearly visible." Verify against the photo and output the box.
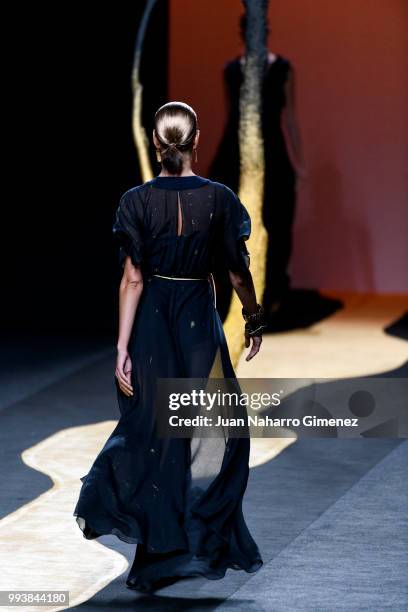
[115,257,144,397]
[281,66,306,184]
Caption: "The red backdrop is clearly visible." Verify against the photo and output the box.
[169,0,408,293]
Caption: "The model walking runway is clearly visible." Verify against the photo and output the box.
[73,102,265,591]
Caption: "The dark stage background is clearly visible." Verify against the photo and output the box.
[4,3,168,336]
[4,1,407,339]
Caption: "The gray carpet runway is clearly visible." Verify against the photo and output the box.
[1,337,406,611]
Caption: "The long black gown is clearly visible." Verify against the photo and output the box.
[73,174,263,590]
[210,54,296,317]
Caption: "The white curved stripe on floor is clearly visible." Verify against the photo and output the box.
[0,423,128,611]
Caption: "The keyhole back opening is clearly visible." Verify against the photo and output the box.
[177,191,183,237]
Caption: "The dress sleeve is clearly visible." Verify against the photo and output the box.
[221,185,251,274]
[112,189,144,270]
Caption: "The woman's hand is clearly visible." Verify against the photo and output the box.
[115,349,134,396]
[245,334,262,361]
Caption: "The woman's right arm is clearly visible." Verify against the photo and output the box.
[229,268,262,361]
[115,256,144,397]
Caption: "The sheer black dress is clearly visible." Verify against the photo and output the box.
[73,174,263,590]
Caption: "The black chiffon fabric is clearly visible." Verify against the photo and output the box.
[73,175,262,590]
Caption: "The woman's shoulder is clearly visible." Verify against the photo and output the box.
[120,182,149,199]
[206,181,249,224]
[207,179,238,198]
[118,183,152,209]
[115,184,150,224]
[208,180,244,210]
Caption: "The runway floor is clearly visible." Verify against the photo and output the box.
[0,293,407,611]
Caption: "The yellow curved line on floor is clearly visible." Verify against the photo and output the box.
[0,423,128,611]
[0,420,287,612]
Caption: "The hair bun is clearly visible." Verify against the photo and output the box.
[154,101,198,174]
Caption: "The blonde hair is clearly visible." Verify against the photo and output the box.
[154,102,198,175]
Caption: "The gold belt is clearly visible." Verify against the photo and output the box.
[152,274,206,281]
[152,273,217,308]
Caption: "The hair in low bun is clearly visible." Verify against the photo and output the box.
[154,102,198,175]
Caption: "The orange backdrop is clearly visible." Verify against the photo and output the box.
[169,0,408,293]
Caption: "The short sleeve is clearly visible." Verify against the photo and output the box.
[221,185,251,274]
[112,189,144,270]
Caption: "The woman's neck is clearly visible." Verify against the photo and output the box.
[159,168,196,177]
